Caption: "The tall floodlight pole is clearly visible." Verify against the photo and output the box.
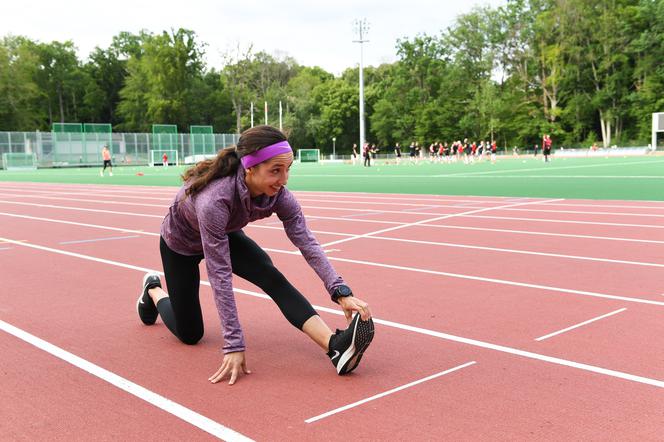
[250,102,254,128]
[353,19,370,151]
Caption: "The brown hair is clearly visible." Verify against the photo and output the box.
[182,125,287,198]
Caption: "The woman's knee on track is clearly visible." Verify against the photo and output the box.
[176,326,204,345]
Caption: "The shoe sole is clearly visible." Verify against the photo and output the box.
[337,316,375,375]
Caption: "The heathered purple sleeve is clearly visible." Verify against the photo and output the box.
[196,197,245,353]
[276,190,345,297]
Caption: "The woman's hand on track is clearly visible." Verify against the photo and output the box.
[209,351,251,385]
[338,296,372,323]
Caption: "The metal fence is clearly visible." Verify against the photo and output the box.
[0,131,241,168]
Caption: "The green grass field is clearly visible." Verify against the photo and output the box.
[1,155,663,200]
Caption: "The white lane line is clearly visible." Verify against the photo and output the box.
[303,214,664,244]
[323,255,664,307]
[3,182,664,207]
[10,190,664,219]
[2,212,663,307]
[503,207,664,218]
[1,236,663,389]
[305,361,477,423]
[60,235,141,245]
[320,198,564,248]
[435,174,664,179]
[0,212,158,236]
[4,196,664,236]
[0,319,253,442]
[341,211,390,218]
[401,205,453,212]
[540,202,664,210]
[435,158,664,177]
[0,193,167,207]
[463,214,664,230]
[0,200,163,218]
[535,308,628,342]
[370,235,664,268]
[419,224,664,246]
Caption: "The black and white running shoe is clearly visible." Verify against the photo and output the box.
[136,272,161,325]
[327,313,375,375]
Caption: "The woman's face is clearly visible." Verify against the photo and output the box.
[245,152,294,197]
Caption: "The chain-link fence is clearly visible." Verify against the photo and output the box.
[0,131,241,168]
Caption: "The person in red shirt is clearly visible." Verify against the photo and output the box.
[542,135,552,162]
[100,145,113,177]
[162,152,169,168]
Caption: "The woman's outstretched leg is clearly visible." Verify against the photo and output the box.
[227,230,374,374]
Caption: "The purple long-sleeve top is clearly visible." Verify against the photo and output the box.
[160,167,345,353]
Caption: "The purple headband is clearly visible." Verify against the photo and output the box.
[240,141,293,169]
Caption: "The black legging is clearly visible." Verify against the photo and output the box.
[157,232,318,345]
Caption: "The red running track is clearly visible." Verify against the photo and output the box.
[0,182,663,440]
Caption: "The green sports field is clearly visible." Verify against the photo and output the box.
[1,155,663,200]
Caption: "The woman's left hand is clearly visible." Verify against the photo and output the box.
[338,296,372,323]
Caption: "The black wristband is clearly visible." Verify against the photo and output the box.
[331,284,353,304]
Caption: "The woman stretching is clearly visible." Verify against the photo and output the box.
[137,125,374,385]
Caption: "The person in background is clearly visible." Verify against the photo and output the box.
[542,134,552,162]
[100,145,113,177]
[363,142,372,167]
[394,142,402,165]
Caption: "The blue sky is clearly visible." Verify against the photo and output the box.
[4,0,505,74]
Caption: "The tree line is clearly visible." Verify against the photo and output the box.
[1,0,662,153]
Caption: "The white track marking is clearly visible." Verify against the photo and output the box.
[0,200,163,218]
[5,210,664,268]
[3,182,664,206]
[305,361,477,423]
[1,237,663,390]
[7,191,664,219]
[416,224,664,245]
[340,211,390,218]
[535,202,664,210]
[501,207,664,218]
[0,319,253,442]
[434,174,664,179]
[0,212,159,236]
[370,236,664,268]
[4,194,664,233]
[322,254,664,306]
[59,235,141,245]
[2,212,663,305]
[0,193,168,207]
[0,188,173,201]
[319,198,565,248]
[535,308,628,342]
[462,214,664,230]
[434,158,664,177]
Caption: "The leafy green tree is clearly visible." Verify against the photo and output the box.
[117,29,205,131]
[33,40,82,125]
[0,36,43,130]
[81,46,126,124]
